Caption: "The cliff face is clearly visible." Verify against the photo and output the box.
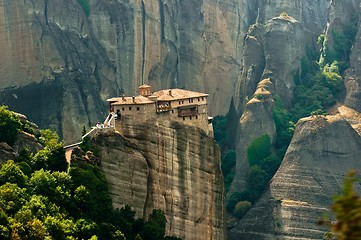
[228,0,361,238]
[0,0,258,143]
[228,112,361,239]
[92,121,225,240]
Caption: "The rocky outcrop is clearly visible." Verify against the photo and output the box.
[0,114,43,163]
[228,114,361,239]
[230,79,276,192]
[92,121,225,240]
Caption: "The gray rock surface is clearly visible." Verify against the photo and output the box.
[0,0,260,143]
[229,114,361,239]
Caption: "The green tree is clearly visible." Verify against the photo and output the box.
[69,161,112,221]
[142,209,167,240]
[0,160,27,187]
[80,126,91,152]
[39,129,60,149]
[0,105,21,145]
[221,150,236,176]
[0,183,29,215]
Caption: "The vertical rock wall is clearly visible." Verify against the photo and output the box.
[93,121,225,240]
[0,0,259,143]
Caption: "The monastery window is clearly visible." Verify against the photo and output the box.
[189,116,192,120]
[182,100,184,104]
[137,107,140,111]
[183,117,185,121]
[172,110,174,113]
[122,107,125,111]
[179,101,181,105]
[202,97,204,101]
[129,107,132,110]
[196,115,198,119]
[198,98,200,102]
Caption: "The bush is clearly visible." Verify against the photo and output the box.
[0,105,21,145]
[247,134,271,166]
[248,165,268,192]
[234,201,252,219]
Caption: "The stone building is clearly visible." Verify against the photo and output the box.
[107,84,213,135]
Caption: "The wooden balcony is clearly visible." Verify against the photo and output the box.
[178,105,198,117]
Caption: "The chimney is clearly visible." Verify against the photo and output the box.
[169,90,172,96]
[132,96,135,103]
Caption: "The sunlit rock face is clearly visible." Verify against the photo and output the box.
[93,121,225,240]
[229,114,361,240]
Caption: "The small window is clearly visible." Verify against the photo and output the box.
[189,116,192,120]
[183,117,185,121]
[172,110,174,113]
[182,100,184,104]
[196,115,198,119]
[179,101,181,104]
[189,99,191,103]
[137,107,140,111]
[202,97,204,101]
[122,107,125,111]
[198,98,200,102]
[129,107,132,110]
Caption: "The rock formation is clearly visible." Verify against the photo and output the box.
[228,112,361,239]
[228,0,361,239]
[0,0,259,143]
[92,122,225,240]
[0,113,42,163]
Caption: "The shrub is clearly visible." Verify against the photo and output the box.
[247,134,271,166]
[0,105,21,145]
[233,201,252,219]
[248,165,268,192]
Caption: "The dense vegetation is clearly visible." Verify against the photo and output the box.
[0,106,181,240]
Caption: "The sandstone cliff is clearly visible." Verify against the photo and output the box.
[228,112,361,239]
[228,0,361,238]
[92,121,225,240]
